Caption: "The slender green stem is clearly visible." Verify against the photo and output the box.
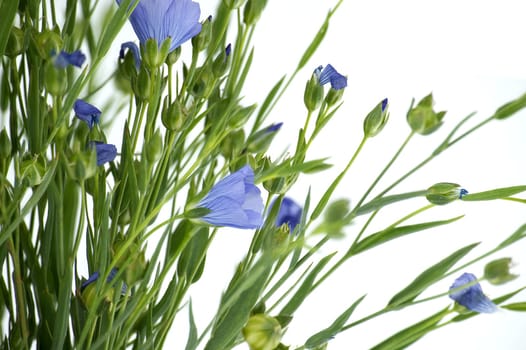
[7,238,29,349]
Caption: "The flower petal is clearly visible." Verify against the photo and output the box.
[449,272,498,313]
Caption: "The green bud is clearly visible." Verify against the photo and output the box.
[425,182,467,205]
[325,198,350,223]
[407,93,446,135]
[230,104,257,128]
[166,46,181,65]
[133,66,152,101]
[44,61,67,96]
[191,67,215,97]
[220,129,245,159]
[224,0,247,9]
[263,176,286,194]
[37,30,63,59]
[324,87,344,107]
[246,123,282,154]
[0,129,12,159]
[212,44,232,77]
[142,38,171,69]
[20,156,46,187]
[5,27,24,57]
[484,257,518,285]
[304,72,324,111]
[243,314,282,350]
[145,130,163,163]
[112,239,147,286]
[493,92,526,120]
[363,98,389,137]
[243,0,268,25]
[162,97,186,131]
[192,16,212,52]
[72,150,97,181]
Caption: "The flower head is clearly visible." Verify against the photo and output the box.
[90,141,117,166]
[74,99,101,129]
[272,197,302,232]
[81,268,127,295]
[117,0,202,53]
[449,272,498,313]
[315,64,347,90]
[197,165,263,229]
[53,50,86,68]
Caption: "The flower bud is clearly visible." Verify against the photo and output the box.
[324,87,344,107]
[363,98,389,137]
[243,0,268,25]
[484,257,518,285]
[37,30,63,59]
[5,27,24,57]
[145,130,163,163]
[132,66,152,101]
[212,44,232,77]
[20,156,46,187]
[220,129,245,158]
[192,16,212,52]
[166,46,181,66]
[406,93,446,135]
[242,314,282,350]
[493,92,526,120]
[72,150,97,181]
[246,123,282,154]
[425,182,467,205]
[229,104,257,128]
[0,129,12,159]
[142,38,171,69]
[162,97,186,131]
[112,239,147,286]
[44,61,67,96]
[304,72,324,111]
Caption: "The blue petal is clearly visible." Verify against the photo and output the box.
[91,141,117,166]
[317,64,347,90]
[80,268,127,294]
[54,50,86,68]
[381,98,389,112]
[120,41,142,69]
[449,272,498,313]
[266,122,283,133]
[272,197,302,232]
[74,99,101,129]
[118,0,202,52]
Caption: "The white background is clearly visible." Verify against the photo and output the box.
[91,0,526,349]
[185,1,526,349]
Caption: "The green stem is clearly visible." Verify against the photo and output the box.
[7,238,29,349]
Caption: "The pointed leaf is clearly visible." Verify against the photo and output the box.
[461,185,526,201]
[388,242,480,307]
[501,302,526,312]
[184,301,198,350]
[355,190,427,216]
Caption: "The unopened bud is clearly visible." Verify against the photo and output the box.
[44,61,67,96]
[0,129,12,159]
[364,98,389,137]
[246,123,282,154]
[243,314,282,350]
[212,43,232,77]
[426,182,467,205]
[493,92,526,120]
[5,27,24,57]
[324,87,344,107]
[243,0,268,25]
[133,66,151,101]
[192,16,212,52]
[304,72,324,111]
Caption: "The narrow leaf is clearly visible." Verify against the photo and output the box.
[184,301,198,350]
[305,295,366,348]
[0,0,19,56]
[355,190,427,216]
[388,242,480,307]
[501,302,526,312]
[498,223,526,249]
[350,216,464,256]
[461,185,526,201]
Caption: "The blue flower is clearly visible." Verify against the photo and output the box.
[120,41,142,69]
[449,272,498,313]
[90,141,117,166]
[266,123,283,133]
[74,99,101,129]
[81,268,127,294]
[198,165,264,229]
[315,64,347,90]
[53,50,86,68]
[381,98,388,112]
[117,0,202,52]
[272,197,302,232]
[459,188,469,199]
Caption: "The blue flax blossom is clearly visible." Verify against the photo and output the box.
[315,64,347,90]
[449,272,498,313]
[81,268,127,294]
[272,197,302,232]
[74,99,101,129]
[90,141,117,166]
[198,165,263,229]
[53,50,86,68]
[117,0,202,52]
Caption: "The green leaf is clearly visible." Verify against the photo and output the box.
[0,160,57,246]
[388,242,480,308]
[355,190,427,216]
[297,13,329,70]
[498,223,526,249]
[253,76,285,131]
[258,158,332,183]
[177,227,209,284]
[461,185,526,201]
[0,0,19,56]
[280,252,336,316]
[305,295,366,349]
[350,215,464,256]
[370,307,450,350]
[501,302,526,312]
[184,301,198,350]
